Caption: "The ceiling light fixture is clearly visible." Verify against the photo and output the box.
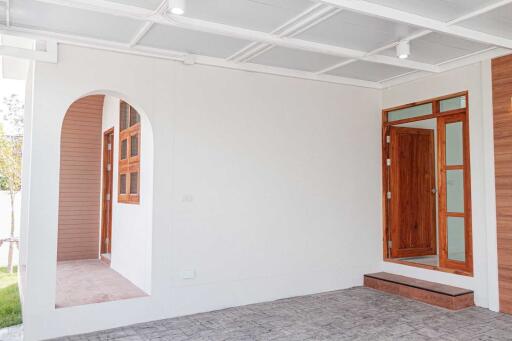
[396,41,410,59]
[169,0,186,15]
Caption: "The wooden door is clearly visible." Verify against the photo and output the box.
[101,128,114,255]
[389,126,437,258]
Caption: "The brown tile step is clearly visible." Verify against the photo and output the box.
[364,272,474,310]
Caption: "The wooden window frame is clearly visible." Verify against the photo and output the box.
[118,101,141,204]
[382,91,473,276]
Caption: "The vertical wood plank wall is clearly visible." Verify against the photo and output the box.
[492,55,512,314]
[57,95,105,261]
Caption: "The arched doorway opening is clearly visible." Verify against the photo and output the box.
[56,93,153,308]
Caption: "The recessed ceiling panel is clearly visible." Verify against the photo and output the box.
[380,33,491,65]
[11,0,143,43]
[296,10,419,52]
[363,0,504,22]
[458,3,512,39]
[104,0,162,10]
[326,61,414,82]
[0,3,5,25]
[138,24,250,58]
[250,46,345,72]
[185,0,313,32]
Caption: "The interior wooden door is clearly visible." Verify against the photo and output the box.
[101,128,114,256]
[389,126,437,258]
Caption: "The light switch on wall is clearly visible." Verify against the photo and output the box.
[181,194,194,203]
[181,269,196,279]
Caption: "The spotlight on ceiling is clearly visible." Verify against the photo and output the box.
[396,41,410,59]
[169,0,186,15]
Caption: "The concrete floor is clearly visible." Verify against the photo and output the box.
[53,287,512,340]
[56,260,147,308]
[0,324,22,341]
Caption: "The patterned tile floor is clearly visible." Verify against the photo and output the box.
[54,287,512,340]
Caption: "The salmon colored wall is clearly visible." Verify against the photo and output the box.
[57,95,104,261]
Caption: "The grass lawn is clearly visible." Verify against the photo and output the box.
[0,267,21,328]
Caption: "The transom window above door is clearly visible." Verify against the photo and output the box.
[382,92,473,276]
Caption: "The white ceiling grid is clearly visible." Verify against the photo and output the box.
[0,0,511,88]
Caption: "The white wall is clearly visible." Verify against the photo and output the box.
[21,44,382,340]
[101,96,153,293]
[381,62,499,310]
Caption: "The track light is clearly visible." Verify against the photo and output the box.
[169,0,186,15]
[396,41,410,59]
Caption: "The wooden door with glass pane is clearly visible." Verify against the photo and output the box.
[389,126,437,258]
[438,113,472,273]
[118,100,141,204]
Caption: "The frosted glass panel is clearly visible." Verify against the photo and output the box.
[388,103,433,122]
[440,96,466,112]
[446,122,463,166]
[447,217,465,262]
[447,170,464,213]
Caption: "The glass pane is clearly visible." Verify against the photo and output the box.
[120,101,129,131]
[130,107,140,126]
[130,134,139,157]
[447,217,465,262]
[120,174,127,194]
[121,139,128,160]
[440,96,466,112]
[447,170,464,213]
[446,122,463,166]
[388,103,433,122]
[130,172,138,194]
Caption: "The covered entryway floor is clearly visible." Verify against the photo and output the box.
[56,260,146,308]
[54,287,512,340]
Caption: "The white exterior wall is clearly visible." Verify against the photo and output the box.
[101,96,153,293]
[381,61,499,311]
[20,44,382,340]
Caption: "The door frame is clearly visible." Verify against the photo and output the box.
[101,127,114,257]
[381,91,473,276]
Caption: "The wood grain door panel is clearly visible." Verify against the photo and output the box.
[390,127,437,258]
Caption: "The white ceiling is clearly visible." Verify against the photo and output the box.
[2,0,512,88]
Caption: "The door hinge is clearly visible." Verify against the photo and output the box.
[386,158,391,166]
[106,193,111,201]
[386,136,390,143]
[386,191,391,199]
[107,164,112,172]
[388,240,392,249]
[108,143,112,151]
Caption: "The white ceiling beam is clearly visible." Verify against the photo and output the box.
[232,5,342,63]
[128,0,168,47]
[238,6,343,63]
[227,3,328,62]
[1,25,382,89]
[164,14,439,72]
[32,0,440,72]
[448,0,512,25]
[316,0,512,75]
[129,21,153,47]
[320,0,512,49]
[380,47,511,88]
